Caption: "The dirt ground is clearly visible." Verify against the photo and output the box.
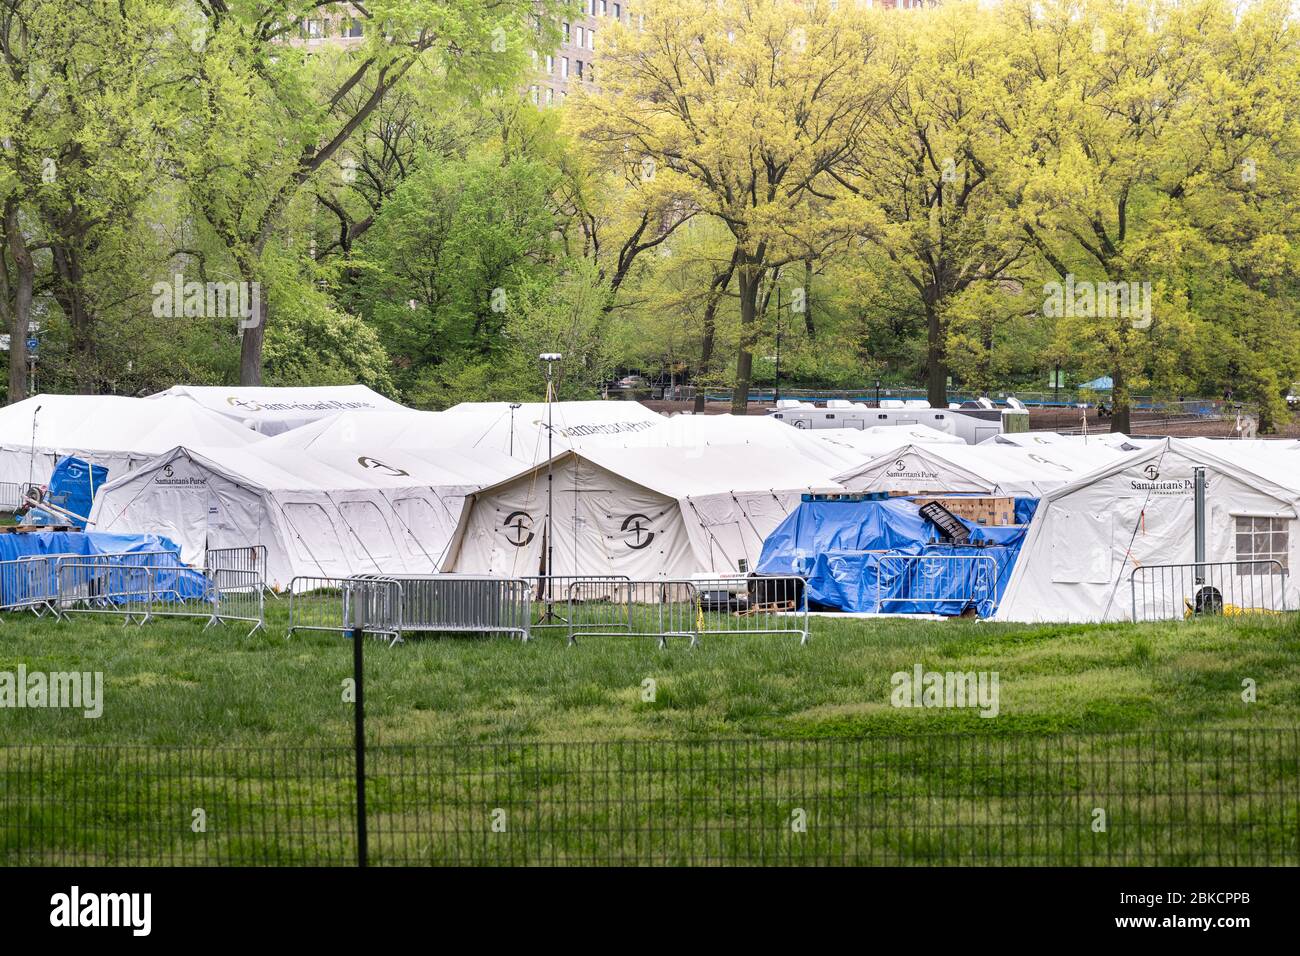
[642,399,1300,439]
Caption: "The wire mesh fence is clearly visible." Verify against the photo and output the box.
[3,731,1297,866]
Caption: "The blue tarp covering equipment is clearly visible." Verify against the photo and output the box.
[21,456,108,528]
[754,496,1037,616]
[0,530,208,607]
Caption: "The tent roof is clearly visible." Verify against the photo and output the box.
[149,385,408,435]
[472,444,844,502]
[600,413,866,470]
[0,393,263,455]
[441,401,664,462]
[834,441,1132,495]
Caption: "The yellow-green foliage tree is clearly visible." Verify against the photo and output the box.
[572,0,895,412]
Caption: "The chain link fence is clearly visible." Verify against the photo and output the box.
[4,731,1297,866]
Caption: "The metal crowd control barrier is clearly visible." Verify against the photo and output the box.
[379,575,531,641]
[0,481,26,513]
[523,575,632,629]
[209,568,265,637]
[876,554,1000,616]
[566,580,699,648]
[54,561,154,624]
[0,553,78,616]
[1130,560,1289,622]
[691,576,810,646]
[205,546,270,593]
[287,575,528,644]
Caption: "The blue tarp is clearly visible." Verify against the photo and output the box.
[23,456,108,528]
[1080,376,1114,390]
[754,497,1035,616]
[0,531,207,606]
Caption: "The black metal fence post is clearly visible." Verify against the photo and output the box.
[351,594,367,868]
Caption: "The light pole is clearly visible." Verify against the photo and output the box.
[539,353,562,621]
[875,378,882,408]
[508,402,521,458]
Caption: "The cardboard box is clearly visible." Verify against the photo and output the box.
[911,496,1018,527]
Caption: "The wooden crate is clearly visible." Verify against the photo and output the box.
[911,496,1018,527]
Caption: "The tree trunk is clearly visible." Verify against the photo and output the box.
[51,244,96,393]
[3,200,34,405]
[239,301,267,386]
[924,296,948,407]
[692,248,739,414]
[1110,364,1131,433]
[731,256,761,415]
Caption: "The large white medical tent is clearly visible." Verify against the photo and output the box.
[0,394,263,490]
[995,438,1300,623]
[833,442,1133,497]
[87,443,523,588]
[981,431,1136,449]
[604,413,868,471]
[444,444,843,579]
[150,384,409,436]
[441,401,665,463]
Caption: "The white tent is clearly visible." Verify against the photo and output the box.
[833,442,1133,497]
[604,413,867,471]
[996,438,1300,622]
[0,394,263,490]
[812,424,964,461]
[150,385,409,436]
[443,444,843,579]
[981,431,1135,449]
[441,401,665,463]
[87,443,523,587]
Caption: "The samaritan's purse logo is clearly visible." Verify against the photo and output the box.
[621,513,655,550]
[1144,463,1160,481]
[357,456,409,477]
[503,511,534,547]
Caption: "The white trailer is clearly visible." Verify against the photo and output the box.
[768,398,1028,445]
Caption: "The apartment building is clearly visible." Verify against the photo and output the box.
[530,0,627,107]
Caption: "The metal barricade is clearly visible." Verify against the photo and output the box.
[208,568,264,636]
[383,575,531,641]
[286,575,403,644]
[205,546,270,593]
[54,560,154,625]
[1130,560,1289,622]
[0,554,79,617]
[523,575,632,629]
[0,481,26,513]
[690,576,810,646]
[566,579,698,648]
[876,554,1000,616]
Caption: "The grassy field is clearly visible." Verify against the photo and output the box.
[3,606,1299,865]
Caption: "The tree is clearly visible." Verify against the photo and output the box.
[174,0,561,384]
[841,3,1030,407]
[573,0,893,412]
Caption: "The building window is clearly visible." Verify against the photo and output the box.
[560,57,569,78]
[575,59,584,79]
[562,22,570,42]
[599,0,608,13]
[575,26,583,47]
[588,28,595,50]
[302,19,323,39]
[343,17,363,38]
[530,86,539,104]
[1236,516,1289,574]
[545,54,554,73]
[614,3,621,18]
[545,87,554,104]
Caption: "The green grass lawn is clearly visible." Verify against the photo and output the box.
[3,605,1298,745]
[3,606,1298,865]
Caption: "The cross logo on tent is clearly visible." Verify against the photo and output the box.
[1144,463,1160,481]
[357,456,409,478]
[503,511,534,547]
[621,513,655,550]
[226,397,264,412]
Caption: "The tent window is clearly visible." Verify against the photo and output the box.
[338,500,396,561]
[281,502,346,564]
[1235,516,1289,574]
[1050,509,1112,583]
